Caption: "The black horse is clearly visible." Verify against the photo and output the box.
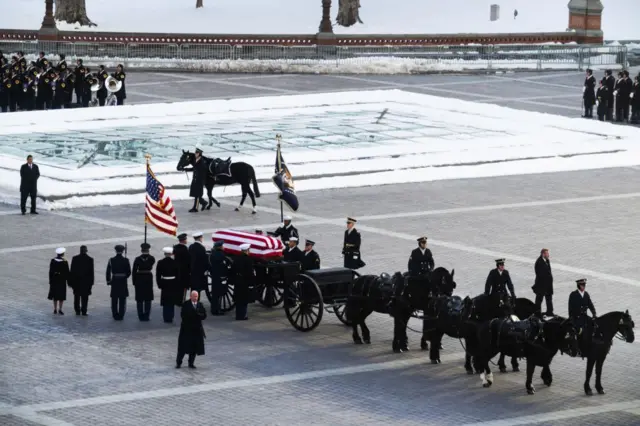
[579,310,635,395]
[176,150,261,213]
[496,297,539,373]
[346,268,456,352]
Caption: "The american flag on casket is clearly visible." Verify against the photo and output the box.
[211,229,284,259]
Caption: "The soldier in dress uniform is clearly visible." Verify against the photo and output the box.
[48,247,70,315]
[484,258,516,300]
[301,239,320,271]
[183,147,207,212]
[343,217,365,269]
[582,69,596,118]
[189,231,208,301]
[208,240,227,315]
[568,278,597,351]
[156,246,182,323]
[132,242,156,321]
[113,64,126,105]
[232,244,255,320]
[106,244,132,320]
[74,59,86,105]
[272,215,298,244]
[97,65,109,106]
[407,236,434,277]
[69,245,94,316]
[173,233,191,301]
[283,237,304,264]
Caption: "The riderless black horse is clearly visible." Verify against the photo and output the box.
[176,150,261,213]
[346,268,456,353]
[577,310,634,396]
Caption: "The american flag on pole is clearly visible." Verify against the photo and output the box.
[145,164,178,236]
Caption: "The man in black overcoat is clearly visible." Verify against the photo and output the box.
[271,215,299,244]
[568,278,597,350]
[532,248,553,316]
[233,244,255,320]
[583,69,596,118]
[70,245,94,316]
[132,242,156,321]
[156,246,182,323]
[283,237,304,265]
[189,231,208,301]
[173,233,191,301]
[20,154,40,215]
[176,290,207,369]
[408,236,434,277]
[106,244,132,320]
[183,147,207,213]
[301,239,320,271]
[343,217,365,269]
[484,258,516,300]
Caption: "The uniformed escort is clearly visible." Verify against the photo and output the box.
[283,236,304,264]
[343,217,365,269]
[208,240,227,315]
[189,231,209,301]
[568,278,597,349]
[272,215,298,244]
[408,236,434,276]
[156,246,182,323]
[302,239,320,271]
[173,233,191,301]
[132,242,156,321]
[106,244,132,321]
[484,258,516,299]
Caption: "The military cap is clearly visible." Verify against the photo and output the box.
[195,146,203,153]
[162,247,173,254]
[239,243,251,251]
[305,239,315,246]
[55,247,66,255]
[283,215,292,221]
[141,242,150,251]
[192,231,203,238]
[115,244,125,253]
[347,217,357,223]
[289,236,298,242]
[495,258,505,265]
[255,228,263,233]
[576,278,587,285]
[417,237,427,243]
[177,233,187,241]
[213,240,224,248]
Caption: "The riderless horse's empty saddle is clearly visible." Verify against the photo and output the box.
[209,157,232,178]
[501,315,544,341]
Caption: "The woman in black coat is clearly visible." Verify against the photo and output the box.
[48,247,70,315]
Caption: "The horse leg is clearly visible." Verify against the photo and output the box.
[400,312,410,351]
[361,308,372,344]
[347,302,363,344]
[584,356,596,395]
[480,360,494,388]
[525,358,536,394]
[464,352,474,375]
[541,364,553,386]
[420,317,430,351]
[206,181,219,209]
[498,353,508,373]
[511,356,520,372]
[429,331,443,364]
[595,356,606,394]
[235,187,248,212]
[246,186,257,213]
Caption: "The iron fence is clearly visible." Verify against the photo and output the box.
[0,40,627,73]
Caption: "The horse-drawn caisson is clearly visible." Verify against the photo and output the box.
[205,229,360,331]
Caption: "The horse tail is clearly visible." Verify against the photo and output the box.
[250,166,261,198]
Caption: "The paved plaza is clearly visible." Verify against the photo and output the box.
[1,72,639,425]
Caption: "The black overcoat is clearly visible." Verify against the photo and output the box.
[188,159,207,198]
[189,242,208,291]
[70,253,94,296]
[156,257,183,306]
[177,301,206,355]
[132,254,156,301]
[532,256,553,296]
[106,254,131,298]
[48,258,69,301]
[232,254,255,304]
[484,269,515,297]
[173,243,191,292]
[343,228,365,269]
[568,290,596,319]
[407,247,434,276]
[583,74,596,106]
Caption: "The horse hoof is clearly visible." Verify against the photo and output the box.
[420,342,428,351]
[363,339,371,344]
[543,379,552,387]
[206,205,212,210]
[499,367,507,373]
[527,387,535,395]
[234,208,240,212]
[482,382,492,388]
[597,388,605,395]
[430,359,441,364]
[512,366,520,372]
[216,203,221,208]
[585,389,593,396]
[466,369,474,375]
[353,338,363,345]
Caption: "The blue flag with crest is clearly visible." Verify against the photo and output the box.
[272,144,299,212]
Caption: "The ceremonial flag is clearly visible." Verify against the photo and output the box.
[272,144,299,212]
[145,164,179,236]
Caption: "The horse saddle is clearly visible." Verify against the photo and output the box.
[503,316,543,341]
[209,157,232,178]
[372,275,395,299]
[446,296,464,315]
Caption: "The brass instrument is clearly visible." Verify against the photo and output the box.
[105,76,122,106]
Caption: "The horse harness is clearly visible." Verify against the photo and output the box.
[490,315,544,350]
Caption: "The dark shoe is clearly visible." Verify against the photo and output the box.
[75,311,80,316]
[58,310,64,315]
[53,310,57,314]
[30,211,38,215]
[21,211,26,215]
[188,364,196,369]
[175,364,181,369]
[164,320,173,323]
[82,313,88,316]
[188,208,198,213]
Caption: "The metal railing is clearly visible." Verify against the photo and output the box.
[0,41,627,73]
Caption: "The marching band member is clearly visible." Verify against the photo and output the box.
[56,53,67,73]
[112,64,126,105]
[74,59,86,105]
[97,65,109,106]
[83,69,97,108]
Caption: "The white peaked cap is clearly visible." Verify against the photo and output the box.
[55,247,66,255]
[284,215,292,220]
[193,231,203,237]
[289,237,298,242]
[163,247,173,254]
[239,243,251,251]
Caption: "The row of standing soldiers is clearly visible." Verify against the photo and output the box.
[583,69,640,123]
[0,50,127,112]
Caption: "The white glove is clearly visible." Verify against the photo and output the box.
[596,101,599,106]
[614,90,618,96]
[582,87,586,93]
[631,93,634,99]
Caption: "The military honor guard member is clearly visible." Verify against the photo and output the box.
[208,240,227,315]
[302,239,320,271]
[408,236,434,276]
[176,290,207,369]
[20,154,40,215]
[113,64,126,105]
[69,245,94,316]
[106,244,132,320]
[48,247,70,315]
[232,243,255,320]
[532,248,554,316]
[156,247,182,323]
[189,231,208,301]
[132,243,156,321]
[343,217,365,269]
[272,215,299,244]
[184,147,207,213]
[484,258,516,299]
[173,233,191,300]
[569,278,597,348]
[283,236,304,264]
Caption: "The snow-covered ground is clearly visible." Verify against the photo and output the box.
[0,89,638,211]
[1,0,639,40]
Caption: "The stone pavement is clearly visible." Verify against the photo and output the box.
[0,166,639,425]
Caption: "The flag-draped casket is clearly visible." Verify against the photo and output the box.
[211,229,284,259]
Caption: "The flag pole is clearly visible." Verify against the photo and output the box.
[276,134,284,223]
[144,153,151,244]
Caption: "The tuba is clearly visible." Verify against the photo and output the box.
[105,76,122,106]
[89,78,101,107]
